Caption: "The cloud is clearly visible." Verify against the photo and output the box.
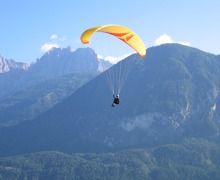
[154,34,190,46]
[178,41,191,46]
[97,54,102,59]
[50,34,67,42]
[50,34,58,40]
[98,53,133,64]
[40,43,60,53]
[155,34,174,45]
[40,34,67,53]
[59,36,67,42]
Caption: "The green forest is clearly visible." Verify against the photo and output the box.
[1,138,220,180]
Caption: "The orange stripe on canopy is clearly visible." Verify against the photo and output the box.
[80,24,146,57]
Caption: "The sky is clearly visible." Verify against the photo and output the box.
[0,0,220,63]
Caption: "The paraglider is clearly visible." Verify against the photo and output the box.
[112,94,120,107]
[80,24,146,107]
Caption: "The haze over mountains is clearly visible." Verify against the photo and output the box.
[0,47,111,126]
[0,43,220,158]
[0,47,112,99]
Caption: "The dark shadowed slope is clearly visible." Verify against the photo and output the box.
[1,44,220,156]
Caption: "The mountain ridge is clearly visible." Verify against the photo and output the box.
[0,47,112,99]
[1,44,220,156]
[0,55,30,73]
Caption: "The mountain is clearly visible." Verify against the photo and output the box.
[0,47,110,126]
[0,72,98,127]
[1,44,220,157]
[0,55,30,73]
[29,47,103,78]
[0,47,112,99]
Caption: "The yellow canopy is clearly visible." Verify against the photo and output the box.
[80,24,146,57]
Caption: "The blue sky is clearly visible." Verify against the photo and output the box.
[1,0,219,63]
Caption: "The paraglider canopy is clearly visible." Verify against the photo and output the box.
[80,24,146,57]
[80,24,146,96]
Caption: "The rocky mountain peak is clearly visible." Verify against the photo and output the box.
[0,55,30,73]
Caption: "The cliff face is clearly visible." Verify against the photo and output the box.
[0,55,30,73]
[0,47,112,99]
